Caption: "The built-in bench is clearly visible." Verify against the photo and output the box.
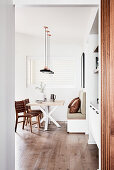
[67,90,87,133]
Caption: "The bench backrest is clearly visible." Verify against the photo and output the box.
[79,91,86,115]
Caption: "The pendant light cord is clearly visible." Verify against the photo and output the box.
[46,30,50,68]
[46,30,48,68]
[40,26,54,74]
[45,27,47,68]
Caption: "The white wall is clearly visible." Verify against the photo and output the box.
[84,34,98,132]
[0,1,15,170]
[15,32,82,121]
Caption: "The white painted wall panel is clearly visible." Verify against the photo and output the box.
[0,1,15,170]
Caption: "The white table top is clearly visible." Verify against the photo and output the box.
[26,100,65,107]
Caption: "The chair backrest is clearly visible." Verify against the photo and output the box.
[25,99,31,113]
[15,101,26,114]
[79,91,86,115]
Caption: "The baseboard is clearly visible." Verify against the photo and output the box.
[67,132,85,134]
[85,131,89,135]
[88,139,96,145]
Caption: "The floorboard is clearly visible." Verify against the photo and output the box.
[15,122,98,170]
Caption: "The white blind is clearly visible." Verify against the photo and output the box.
[26,57,76,87]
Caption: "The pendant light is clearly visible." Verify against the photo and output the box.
[40,26,54,74]
[47,32,54,74]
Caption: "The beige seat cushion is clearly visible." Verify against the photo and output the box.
[67,109,86,119]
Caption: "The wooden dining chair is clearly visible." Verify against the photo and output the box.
[15,100,31,132]
[25,99,43,127]
[15,100,41,133]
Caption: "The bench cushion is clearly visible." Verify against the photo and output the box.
[67,109,86,119]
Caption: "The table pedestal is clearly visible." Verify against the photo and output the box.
[40,106,61,131]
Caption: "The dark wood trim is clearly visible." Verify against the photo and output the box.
[101,0,110,169]
[101,0,114,169]
[110,0,114,168]
[81,53,85,88]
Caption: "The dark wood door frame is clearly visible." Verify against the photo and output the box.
[101,0,114,169]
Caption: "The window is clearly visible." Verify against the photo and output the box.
[26,56,76,88]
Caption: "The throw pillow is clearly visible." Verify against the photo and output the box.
[69,98,81,113]
[68,97,79,108]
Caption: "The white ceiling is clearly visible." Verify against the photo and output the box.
[13,0,100,5]
[15,7,97,43]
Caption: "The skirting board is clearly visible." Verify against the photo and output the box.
[88,140,96,145]
[88,132,96,145]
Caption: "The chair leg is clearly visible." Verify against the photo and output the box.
[40,113,43,126]
[41,113,43,119]
[15,118,18,132]
[29,117,32,133]
[22,117,26,130]
[25,117,29,126]
[25,120,27,126]
[36,116,39,130]
[28,118,30,124]
[38,115,41,129]
[39,115,42,128]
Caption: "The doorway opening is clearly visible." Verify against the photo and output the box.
[15,5,100,170]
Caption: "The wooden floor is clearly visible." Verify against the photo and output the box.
[15,122,99,170]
